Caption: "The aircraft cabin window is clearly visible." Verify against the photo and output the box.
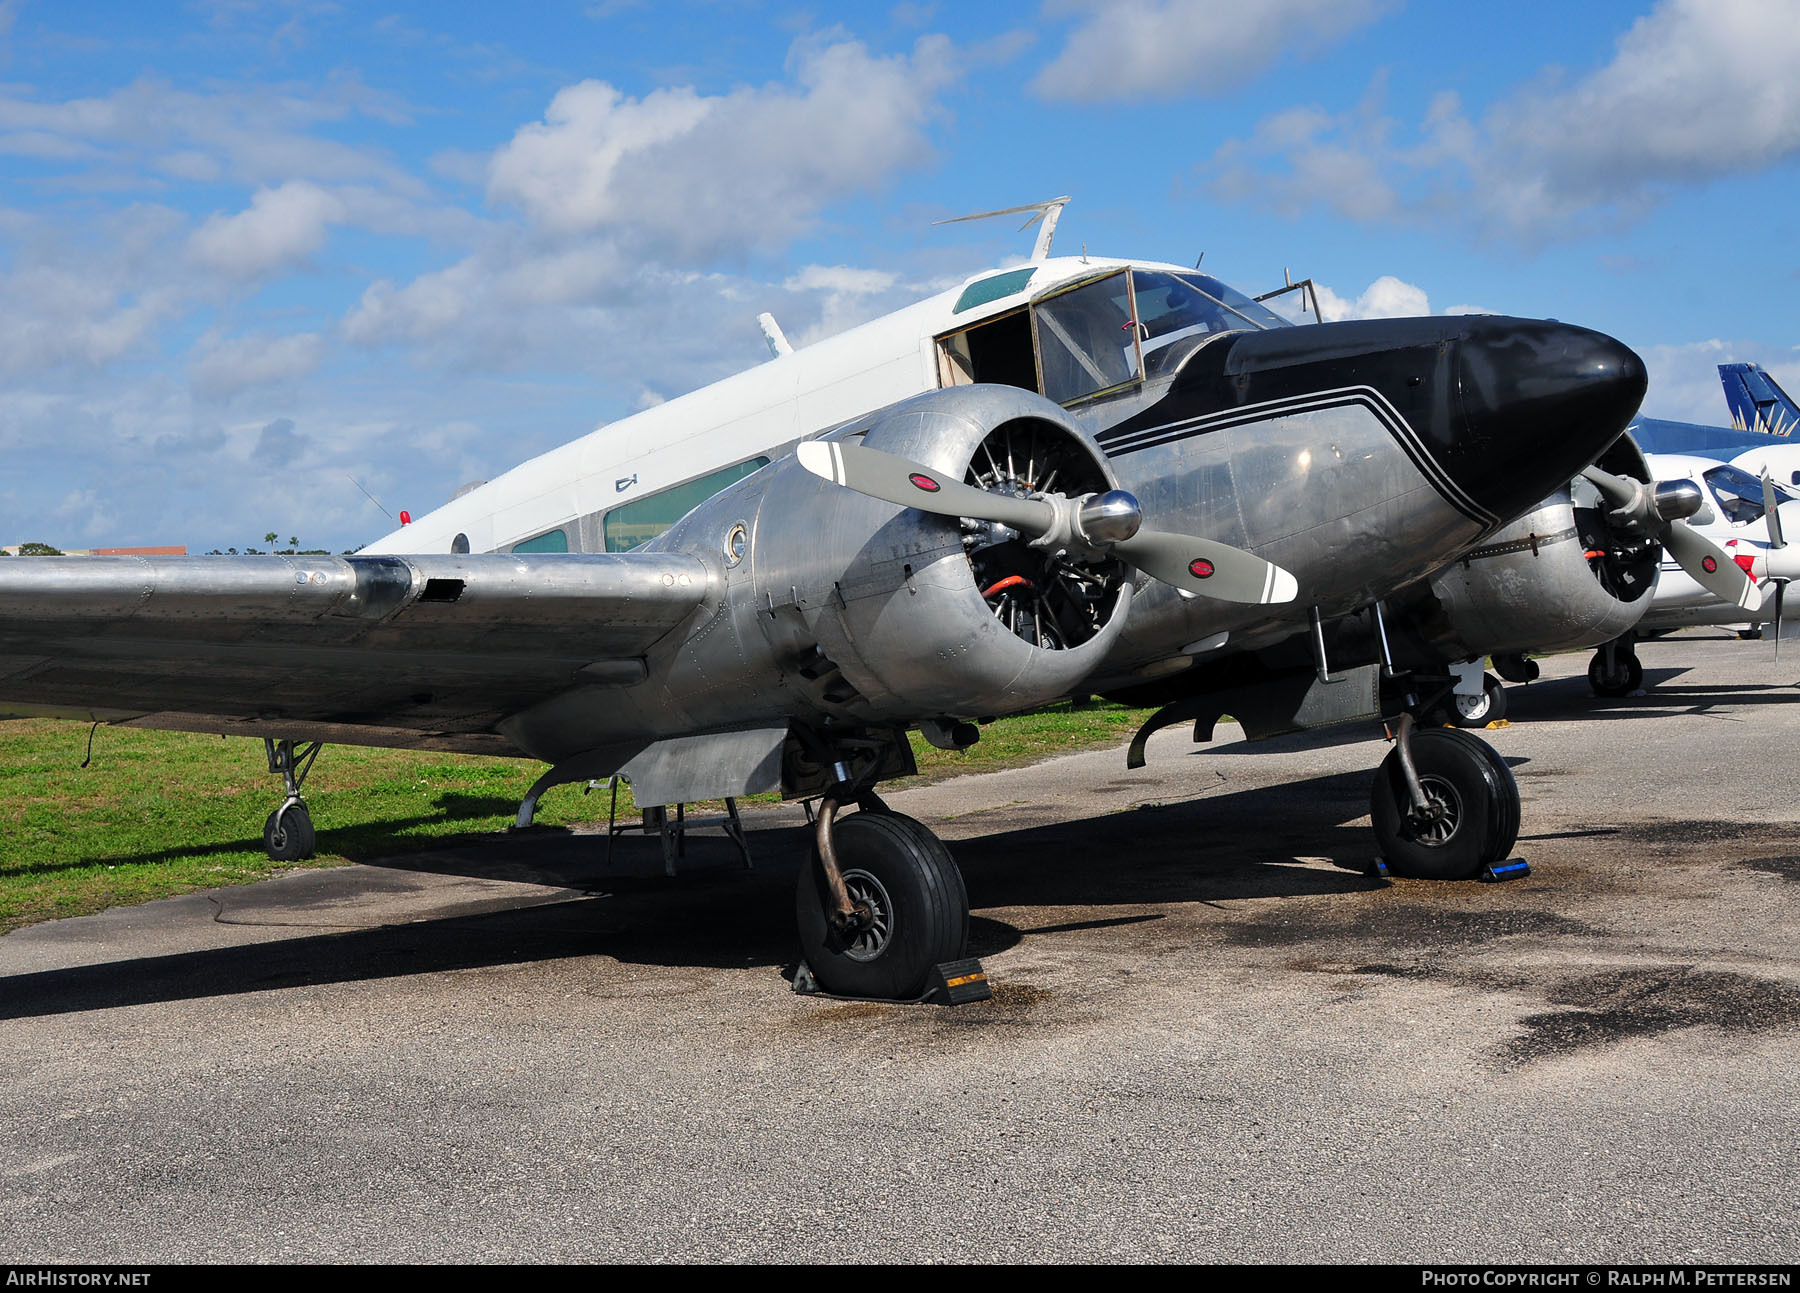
[952,267,1036,315]
[602,457,771,552]
[1033,271,1140,405]
[513,528,569,553]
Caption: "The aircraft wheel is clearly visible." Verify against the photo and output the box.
[264,802,315,862]
[1587,650,1642,697]
[1738,628,1764,641]
[1370,728,1518,880]
[1446,673,1507,728]
[796,810,968,1000]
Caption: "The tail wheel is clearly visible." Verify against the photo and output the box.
[263,802,315,862]
[795,811,968,999]
[1370,728,1518,880]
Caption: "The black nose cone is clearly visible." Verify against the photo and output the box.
[1452,317,1648,523]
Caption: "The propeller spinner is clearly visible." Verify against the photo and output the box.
[797,438,1298,605]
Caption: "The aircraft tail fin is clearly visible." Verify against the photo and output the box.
[1720,362,1800,437]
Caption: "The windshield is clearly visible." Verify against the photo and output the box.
[1132,271,1289,380]
[1702,463,1798,525]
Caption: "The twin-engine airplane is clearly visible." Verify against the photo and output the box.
[0,218,1649,1000]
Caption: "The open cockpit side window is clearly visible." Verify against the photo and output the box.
[933,266,1291,411]
[937,308,1037,391]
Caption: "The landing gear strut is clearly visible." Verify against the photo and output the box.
[1370,713,1520,880]
[263,738,322,861]
[795,790,969,999]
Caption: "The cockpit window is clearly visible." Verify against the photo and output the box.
[934,264,1295,410]
[1131,271,1289,380]
[1703,463,1798,525]
[1033,271,1140,405]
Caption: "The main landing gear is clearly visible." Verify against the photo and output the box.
[262,737,322,861]
[794,792,972,1000]
[1369,713,1521,880]
[1588,632,1642,698]
[1441,671,1508,728]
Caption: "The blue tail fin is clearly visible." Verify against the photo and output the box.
[1720,362,1800,437]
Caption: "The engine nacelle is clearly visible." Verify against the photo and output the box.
[1414,488,1654,658]
[1397,434,1661,662]
[655,385,1134,726]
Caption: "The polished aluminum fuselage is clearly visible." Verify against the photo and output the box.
[497,378,1491,767]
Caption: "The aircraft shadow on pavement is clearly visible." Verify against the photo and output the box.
[1,768,1394,1020]
[1505,668,1800,724]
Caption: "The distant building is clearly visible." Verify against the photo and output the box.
[3,545,188,556]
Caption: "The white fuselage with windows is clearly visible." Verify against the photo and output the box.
[1636,451,1800,626]
[359,257,1290,559]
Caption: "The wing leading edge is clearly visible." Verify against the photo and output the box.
[0,552,710,755]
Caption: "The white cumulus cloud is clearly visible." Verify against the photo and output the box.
[189,330,327,400]
[1032,0,1394,102]
[188,181,347,278]
[1207,0,1800,242]
[486,35,958,259]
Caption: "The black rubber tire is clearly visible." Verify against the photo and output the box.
[796,810,968,1000]
[1456,729,1521,864]
[264,803,314,862]
[1588,650,1643,697]
[1738,628,1764,641]
[1447,674,1508,728]
[1370,727,1516,880]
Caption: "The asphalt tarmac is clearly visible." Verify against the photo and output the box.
[2,630,1798,1264]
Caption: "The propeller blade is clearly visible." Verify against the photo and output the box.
[1762,470,1787,550]
[1664,521,1763,612]
[798,437,1299,604]
[797,440,1051,534]
[1113,529,1300,604]
[1580,465,1639,514]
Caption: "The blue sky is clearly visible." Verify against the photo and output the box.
[3,0,1797,553]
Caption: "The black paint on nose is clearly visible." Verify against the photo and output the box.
[1450,317,1647,523]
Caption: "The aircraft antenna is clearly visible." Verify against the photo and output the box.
[932,196,1072,261]
[758,312,793,359]
[347,474,395,521]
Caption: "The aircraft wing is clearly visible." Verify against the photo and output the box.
[0,553,709,756]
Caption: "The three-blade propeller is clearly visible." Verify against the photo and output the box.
[797,439,1298,604]
[1582,465,1762,612]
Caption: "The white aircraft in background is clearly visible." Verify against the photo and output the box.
[1633,451,1800,637]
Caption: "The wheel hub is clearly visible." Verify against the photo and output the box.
[839,869,894,961]
[1405,775,1463,846]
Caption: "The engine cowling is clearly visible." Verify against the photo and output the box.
[1399,435,1660,660]
[656,385,1135,725]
